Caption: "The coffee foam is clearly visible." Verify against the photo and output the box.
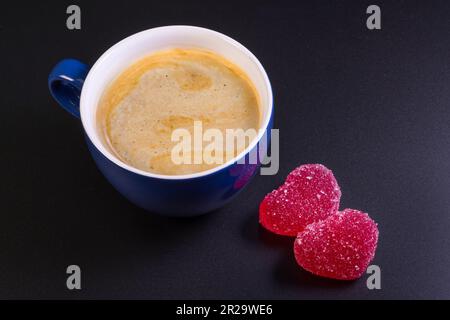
[97,49,261,175]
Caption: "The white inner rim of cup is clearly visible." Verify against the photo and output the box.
[80,25,273,180]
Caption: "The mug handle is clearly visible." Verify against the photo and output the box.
[48,59,89,119]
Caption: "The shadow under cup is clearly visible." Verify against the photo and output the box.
[49,26,273,216]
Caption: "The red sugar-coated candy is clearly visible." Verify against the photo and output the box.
[259,164,341,236]
[294,209,379,280]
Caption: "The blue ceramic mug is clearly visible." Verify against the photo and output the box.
[48,26,273,216]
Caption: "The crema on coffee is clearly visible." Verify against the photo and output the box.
[97,48,261,175]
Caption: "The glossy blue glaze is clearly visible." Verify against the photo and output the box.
[48,59,89,118]
[49,58,273,216]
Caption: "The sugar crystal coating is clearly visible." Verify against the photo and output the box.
[259,164,341,236]
[294,208,379,280]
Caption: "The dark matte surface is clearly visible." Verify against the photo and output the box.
[1,0,450,299]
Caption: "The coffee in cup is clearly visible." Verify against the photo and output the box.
[97,48,261,175]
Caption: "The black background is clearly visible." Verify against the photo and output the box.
[1,0,450,299]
